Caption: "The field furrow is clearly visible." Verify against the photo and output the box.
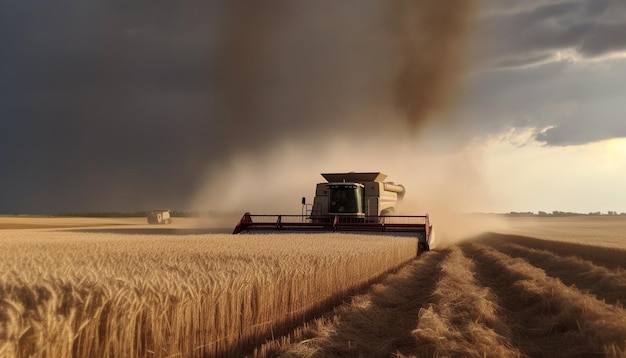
[477,237,626,306]
[460,241,626,357]
[411,246,521,358]
[274,251,445,357]
[276,246,529,358]
[481,233,626,270]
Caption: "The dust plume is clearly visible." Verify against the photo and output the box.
[379,134,508,249]
[193,1,485,238]
[388,1,476,127]
[211,1,476,153]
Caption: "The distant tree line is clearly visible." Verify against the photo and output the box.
[504,211,626,217]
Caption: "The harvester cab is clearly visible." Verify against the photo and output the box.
[327,183,364,215]
[233,172,433,253]
[311,172,404,218]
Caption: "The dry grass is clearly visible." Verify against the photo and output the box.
[0,228,417,357]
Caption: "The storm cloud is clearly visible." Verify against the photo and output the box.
[475,0,626,69]
[453,0,626,148]
[0,1,476,213]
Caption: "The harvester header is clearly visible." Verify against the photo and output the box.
[233,172,434,252]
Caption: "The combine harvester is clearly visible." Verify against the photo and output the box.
[147,209,173,224]
[233,172,435,252]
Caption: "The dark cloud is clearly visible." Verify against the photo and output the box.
[448,0,626,149]
[537,122,626,146]
[579,22,626,57]
[475,0,626,69]
[453,56,626,147]
[535,98,626,146]
[0,1,475,213]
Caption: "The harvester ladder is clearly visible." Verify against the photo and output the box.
[302,203,313,217]
[301,196,314,217]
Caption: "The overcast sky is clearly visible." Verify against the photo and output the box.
[1,0,625,215]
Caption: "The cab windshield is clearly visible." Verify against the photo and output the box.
[328,185,363,214]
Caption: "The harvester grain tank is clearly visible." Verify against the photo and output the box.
[233,172,434,252]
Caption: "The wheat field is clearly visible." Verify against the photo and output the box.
[0,219,417,357]
[1,216,625,357]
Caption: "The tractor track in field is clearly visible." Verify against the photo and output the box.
[272,234,626,358]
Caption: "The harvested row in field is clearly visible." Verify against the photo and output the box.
[272,251,444,357]
[412,246,521,358]
[478,235,626,306]
[461,242,626,357]
[0,230,418,357]
[272,246,529,357]
[482,232,626,270]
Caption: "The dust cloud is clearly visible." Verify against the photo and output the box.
[211,1,476,149]
[191,1,492,241]
[388,2,476,128]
